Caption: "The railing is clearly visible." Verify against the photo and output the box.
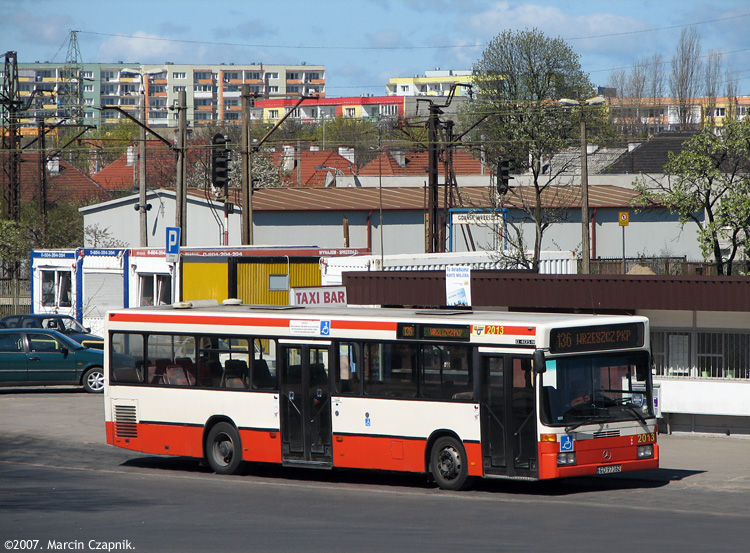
[587,257,716,276]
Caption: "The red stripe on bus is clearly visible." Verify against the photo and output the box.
[332,434,483,477]
[108,312,398,332]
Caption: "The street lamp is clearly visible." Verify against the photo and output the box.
[558,95,605,274]
[121,67,162,247]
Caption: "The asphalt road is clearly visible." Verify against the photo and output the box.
[1,389,749,553]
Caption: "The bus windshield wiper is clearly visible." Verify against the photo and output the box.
[620,403,647,424]
[564,415,599,433]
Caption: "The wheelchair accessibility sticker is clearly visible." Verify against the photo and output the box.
[560,435,574,452]
[320,320,330,336]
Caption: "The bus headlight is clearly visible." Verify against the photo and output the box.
[637,444,654,459]
[557,452,577,466]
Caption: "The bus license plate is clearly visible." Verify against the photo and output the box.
[597,464,622,475]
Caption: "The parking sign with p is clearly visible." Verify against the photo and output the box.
[166,227,181,262]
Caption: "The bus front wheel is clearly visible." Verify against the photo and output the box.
[430,436,471,491]
[206,422,243,475]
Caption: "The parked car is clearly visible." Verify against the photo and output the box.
[0,328,105,393]
[0,314,103,349]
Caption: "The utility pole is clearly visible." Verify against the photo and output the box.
[138,92,148,246]
[427,102,441,253]
[239,91,315,245]
[1,52,21,222]
[241,85,252,245]
[175,90,187,246]
[37,120,48,242]
[580,118,590,274]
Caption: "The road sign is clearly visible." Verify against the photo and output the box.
[619,212,630,226]
[166,227,181,262]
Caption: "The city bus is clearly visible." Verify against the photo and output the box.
[104,300,658,490]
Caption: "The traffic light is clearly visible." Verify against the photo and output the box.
[211,133,230,189]
[497,158,512,195]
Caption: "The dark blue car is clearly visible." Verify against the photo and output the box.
[0,328,105,393]
[0,314,103,349]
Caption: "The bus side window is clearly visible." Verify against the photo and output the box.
[251,338,277,390]
[335,342,360,394]
[364,343,417,398]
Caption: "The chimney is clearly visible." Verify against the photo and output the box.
[338,146,355,164]
[392,149,406,168]
[282,144,296,172]
[126,146,136,166]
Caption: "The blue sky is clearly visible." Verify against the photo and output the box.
[2,0,749,96]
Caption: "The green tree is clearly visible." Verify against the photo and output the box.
[469,28,599,269]
[632,117,750,275]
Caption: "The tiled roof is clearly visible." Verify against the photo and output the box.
[3,152,111,204]
[604,132,698,174]
[271,149,357,187]
[92,141,177,191]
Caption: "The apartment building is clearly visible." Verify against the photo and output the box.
[9,62,325,129]
[254,95,404,123]
[604,95,750,135]
[386,69,474,97]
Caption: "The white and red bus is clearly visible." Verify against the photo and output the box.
[104,301,658,490]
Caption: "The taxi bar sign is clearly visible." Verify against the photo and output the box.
[290,286,347,307]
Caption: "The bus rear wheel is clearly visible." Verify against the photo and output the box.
[430,436,471,491]
[206,422,243,475]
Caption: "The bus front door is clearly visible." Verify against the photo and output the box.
[279,344,333,467]
[480,355,538,478]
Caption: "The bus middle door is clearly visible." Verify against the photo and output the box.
[480,354,538,478]
[279,343,333,467]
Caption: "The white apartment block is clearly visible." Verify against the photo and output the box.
[386,69,474,97]
[11,62,325,128]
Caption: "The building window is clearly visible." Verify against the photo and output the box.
[268,274,289,291]
[268,110,279,119]
[714,107,726,117]
[139,274,171,306]
[380,104,398,116]
[651,329,750,379]
[288,72,300,80]
[246,72,261,80]
[268,86,278,93]
[41,270,72,307]
[266,73,279,80]
[288,86,299,93]
[172,86,186,93]
[345,108,355,117]
[172,72,186,79]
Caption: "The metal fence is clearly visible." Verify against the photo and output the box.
[0,277,32,319]
[588,257,716,276]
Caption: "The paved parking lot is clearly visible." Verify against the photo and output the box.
[1,387,749,490]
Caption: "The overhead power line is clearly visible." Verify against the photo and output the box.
[78,12,750,54]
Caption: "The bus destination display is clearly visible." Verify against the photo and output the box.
[397,323,471,341]
[549,322,644,353]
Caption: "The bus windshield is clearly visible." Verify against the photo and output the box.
[539,352,653,429]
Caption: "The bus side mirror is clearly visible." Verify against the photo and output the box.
[533,350,546,374]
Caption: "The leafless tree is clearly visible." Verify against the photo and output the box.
[648,54,666,100]
[703,50,723,126]
[669,28,702,129]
